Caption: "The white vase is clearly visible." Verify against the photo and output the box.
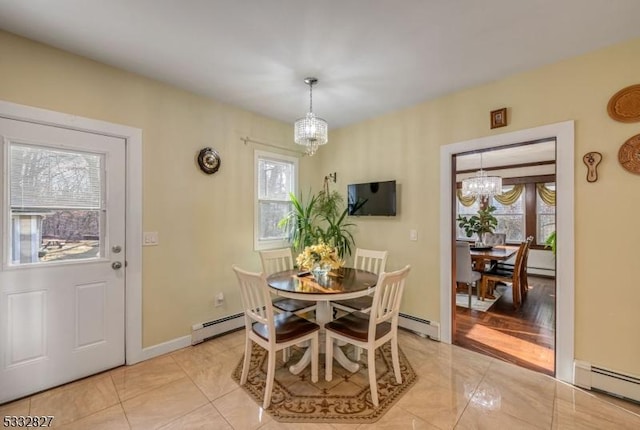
[312,263,330,278]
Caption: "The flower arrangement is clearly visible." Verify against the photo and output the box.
[296,241,343,271]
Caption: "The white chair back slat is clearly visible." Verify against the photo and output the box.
[233,265,273,335]
[354,248,388,275]
[260,248,294,275]
[370,265,411,332]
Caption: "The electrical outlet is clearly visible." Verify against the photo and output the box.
[214,292,224,307]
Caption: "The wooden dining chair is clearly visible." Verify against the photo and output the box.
[484,236,533,301]
[260,248,316,314]
[232,265,319,409]
[480,239,528,308]
[518,236,534,301]
[325,265,411,408]
[331,248,388,314]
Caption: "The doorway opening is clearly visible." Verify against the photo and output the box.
[452,140,556,376]
[438,121,574,384]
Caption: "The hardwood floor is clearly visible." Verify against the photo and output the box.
[454,275,556,376]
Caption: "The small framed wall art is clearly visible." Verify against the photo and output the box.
[490,108,507,129]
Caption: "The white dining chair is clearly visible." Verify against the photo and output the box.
[456,241,482,309]
[325,265,410,407]
[260,248,316,362]
[232,265,319,409]
[260,248,316,315]
[482,232,506,246]
[331,248,388,314]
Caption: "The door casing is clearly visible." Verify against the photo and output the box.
[0,100,143,366]
[439,121,575,384]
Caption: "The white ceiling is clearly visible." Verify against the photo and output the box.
[1,0,639,130]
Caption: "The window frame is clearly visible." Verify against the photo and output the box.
[254,150,298,251]
[490,184,526,243]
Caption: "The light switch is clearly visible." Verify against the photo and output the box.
[143,231,159,246]
[409,229,418,241]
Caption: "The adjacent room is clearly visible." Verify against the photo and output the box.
[1,1,640,428]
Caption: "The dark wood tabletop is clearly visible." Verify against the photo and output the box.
[470,245,519,262]
[267,267,378,299]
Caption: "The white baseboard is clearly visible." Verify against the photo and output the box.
[139,335,192,362]
[574,360,640,403]
[399,313,440,341]
[134,312,438,364]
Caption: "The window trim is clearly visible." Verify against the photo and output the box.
[254,150,298,251]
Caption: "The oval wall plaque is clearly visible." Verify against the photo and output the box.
[607,84,640,123]
[618,134,640,175]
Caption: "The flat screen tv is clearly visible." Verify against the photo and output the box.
[347,180,396,216]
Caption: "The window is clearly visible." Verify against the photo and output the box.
[254,150,298,250]
[491,185,525,243]
[455,192,480,240]
[9,143,104,265]
[456,178,555,246]
[537,182,556,245]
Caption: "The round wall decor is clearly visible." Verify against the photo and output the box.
[618,134,640,175]
[197,147,221,174]
[607,84,640,123]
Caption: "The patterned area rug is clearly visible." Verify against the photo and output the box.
[456,284,505,312]
[232,342,417,423]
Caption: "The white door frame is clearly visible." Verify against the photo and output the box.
[0,100,144,365]
[439,121,575,384]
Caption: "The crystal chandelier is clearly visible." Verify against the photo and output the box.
[294,77,328,156]
[461,152,502,198]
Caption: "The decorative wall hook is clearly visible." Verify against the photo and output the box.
[326,172,337,183]
[583,152,602,183]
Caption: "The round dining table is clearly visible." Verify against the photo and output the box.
[267,267,378,374]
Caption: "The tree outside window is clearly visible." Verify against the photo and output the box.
[255,150,298,249]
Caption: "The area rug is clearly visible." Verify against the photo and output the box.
[456,284,505,312]
[231,342,417,423]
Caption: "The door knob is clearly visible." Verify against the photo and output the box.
[112,261,123,270]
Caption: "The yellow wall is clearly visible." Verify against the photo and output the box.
[2,29,639,377]
[319,37,640,376]
[0,31,317,347]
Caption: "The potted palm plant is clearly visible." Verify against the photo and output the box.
[456,205,498,245]
[278,187,356,259]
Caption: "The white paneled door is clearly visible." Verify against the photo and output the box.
[0,117,126,403]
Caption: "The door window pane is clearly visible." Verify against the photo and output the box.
[9,143,104,265]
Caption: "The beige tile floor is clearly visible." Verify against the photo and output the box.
[2,329,640,429]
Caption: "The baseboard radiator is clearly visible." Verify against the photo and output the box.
[398,313,440,341]
[574,360,640,403]
[191,312,440,345]
[191,313,245,345]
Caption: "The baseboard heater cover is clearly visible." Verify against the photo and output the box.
[574,360,640,403]
[398,313,440,341]
[191,313,245,345]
